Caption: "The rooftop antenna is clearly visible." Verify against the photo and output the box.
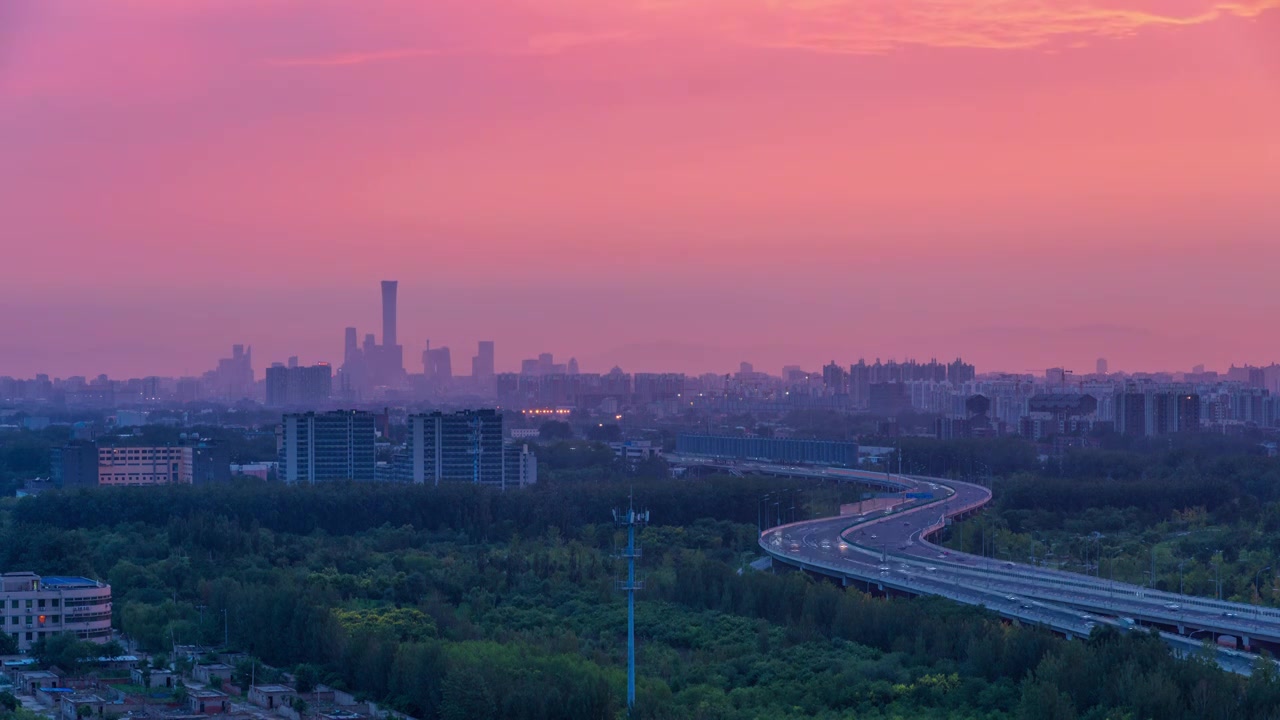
[614,490,649,714]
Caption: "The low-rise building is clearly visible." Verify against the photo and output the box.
[16,669,61,694]
[188,689,231,715]
[192,663,235,686]
[58,693,107,720]
[1,573,113,652]
[248,684,296,710]
[130,666,177,689]
[609,440,661,463]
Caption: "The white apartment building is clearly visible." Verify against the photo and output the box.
[1,572,113,652]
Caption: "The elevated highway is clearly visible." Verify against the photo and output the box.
[668,455,1280,675]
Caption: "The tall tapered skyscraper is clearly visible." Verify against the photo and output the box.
[381,280,398,349]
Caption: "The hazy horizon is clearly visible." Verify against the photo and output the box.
[3,1,1278,379]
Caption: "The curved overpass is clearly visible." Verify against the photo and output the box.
[743,466,1280,676]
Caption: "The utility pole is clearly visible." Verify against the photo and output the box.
[222,608,228,648]
[614,496,649,715]
[1151,545,1157,589]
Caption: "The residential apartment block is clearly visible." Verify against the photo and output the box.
[277,410,377,483]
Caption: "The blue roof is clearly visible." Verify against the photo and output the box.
[40,576,100,588]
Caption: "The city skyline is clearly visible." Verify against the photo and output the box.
[6,276,1280,380]
[3,1,1279,378]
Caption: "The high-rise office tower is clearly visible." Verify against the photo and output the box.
[428,347,452,382]
[344,327,358,361]
[1097,358,1108,375]
[381,280,398,349]
[473,341,496,380]
[266,364,333,407]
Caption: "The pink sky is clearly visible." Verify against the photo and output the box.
[1,0,1278,378]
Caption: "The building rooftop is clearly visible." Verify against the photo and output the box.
[251,685,294,693]
[39,576,104,588]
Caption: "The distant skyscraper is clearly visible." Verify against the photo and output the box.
[1096,358,1108,375]
[567,357,580,375]
[266,363,333,407]
[344,327,358,361]
[472,341,496,380]
[381,280,398,349]
[427,347,452,383]
[205,345,254,400]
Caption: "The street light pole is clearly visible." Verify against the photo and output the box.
[1256,566,1272,604]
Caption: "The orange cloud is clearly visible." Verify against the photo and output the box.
[262,0,1280,67]
[730,0,1280,53]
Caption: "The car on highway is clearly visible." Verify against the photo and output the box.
[1223,611,1239,618]
[820,540,831,549]
[925,566,937,572]
[1164,603,1180,611]
[870,534,877,539]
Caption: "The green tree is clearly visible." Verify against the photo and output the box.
[138,657,152,691]
[173,684,189,705]
[98,640,126,660]
[538,421,572,442]
[294,664,321,694]
[439,672,496,720]
[32,633,97,674]
[0,691,18,712]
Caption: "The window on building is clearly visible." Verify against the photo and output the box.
[25,616,32,625]
[9,617,16,625]
[51,599,59,608]
[24,600,32,609]
[25,632,32,641]
[9,600,16,609]
[51,615,60,623]
[37,599,45,608]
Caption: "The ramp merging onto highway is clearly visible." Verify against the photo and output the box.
[749,466,1278,677]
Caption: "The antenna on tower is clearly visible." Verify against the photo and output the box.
[613,493,649,714]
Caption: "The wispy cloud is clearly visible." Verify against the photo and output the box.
[268,30,633,68]
[729,0,1280,54]
[267,47,447,68]
[265,0,1280,68]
